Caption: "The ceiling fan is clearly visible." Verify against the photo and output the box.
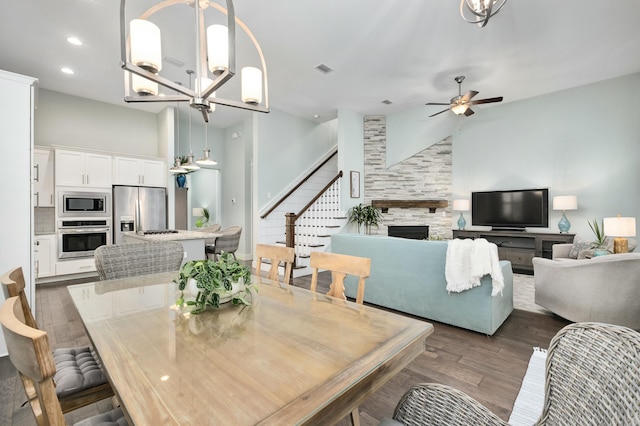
[426,76,503,117]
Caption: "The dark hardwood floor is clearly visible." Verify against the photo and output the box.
[0,271,570,425]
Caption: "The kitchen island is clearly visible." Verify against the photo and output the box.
[123,230,222,264]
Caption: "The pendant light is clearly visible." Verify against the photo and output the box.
[169,97,187,174]
[196,115,218,166]
[182,70,200,171]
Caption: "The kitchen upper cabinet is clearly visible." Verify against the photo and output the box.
[114,156,166,187]
[33,149,54,207]
[34,234,55,279]
[55,149,112,188]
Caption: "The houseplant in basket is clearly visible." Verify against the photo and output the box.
[174,252,255,314]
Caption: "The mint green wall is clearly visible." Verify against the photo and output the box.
[388,72,640,240]
[254,110,337,209]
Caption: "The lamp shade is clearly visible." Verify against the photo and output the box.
[552,195,577,211]
[603,216,636,237]
[206,24,228,74]
[241,67,263,104]
[452,199,470,211]
[130,19,162,73]
[192,208,204,217]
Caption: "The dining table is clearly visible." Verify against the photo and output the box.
[67,271,433,425]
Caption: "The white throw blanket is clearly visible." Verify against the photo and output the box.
[445,238,505,296]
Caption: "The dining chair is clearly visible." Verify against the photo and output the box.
[381,322,640,426]
[94,241,184,280]
[206,226,242,261]
[255,243,295,284]
[0,296,126,426]
[1,267,114,413]
[310,251,371,305]
[309,251,371,426]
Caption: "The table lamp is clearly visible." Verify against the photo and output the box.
[603,216,636,253]
[452,199,470,230]
[552,195,577,233]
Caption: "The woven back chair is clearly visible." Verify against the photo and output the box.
[1,267,114,413]
[206,226,242,261]
[255,244,295,284]
[94,241,184,280]
[309,251,371,305]
[385,322,640,426]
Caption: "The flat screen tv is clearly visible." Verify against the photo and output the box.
[471,188,549,230]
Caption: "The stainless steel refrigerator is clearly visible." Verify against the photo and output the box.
[113,185,167,244]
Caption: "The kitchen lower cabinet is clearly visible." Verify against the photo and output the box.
[34,234,56,279]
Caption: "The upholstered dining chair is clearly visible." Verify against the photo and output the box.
[1,267,114,413]
[0,296,126,426]
[310,251,371,305]
[381,322,640,426]
[255,244,295,284]
[206,226,242,261]
[309,251,371,426]
[94,241,184,280]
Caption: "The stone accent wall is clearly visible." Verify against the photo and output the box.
[363,115,453,239]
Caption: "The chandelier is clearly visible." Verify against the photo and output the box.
[459,0,508,28]
[120,0,269,122]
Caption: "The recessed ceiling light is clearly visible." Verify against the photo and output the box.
[61,67,74,75]
[313,114,320,119]
[67,37,83,46]
[315,64,333,74]
[382,99,393,105]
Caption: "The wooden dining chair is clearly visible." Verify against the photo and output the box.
[310,251,371,305]
[0,296,126,426]
[255,244,295,284]
[1,267,114,413]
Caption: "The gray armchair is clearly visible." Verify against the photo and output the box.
[206,226,242,260]
[382,322,640,425]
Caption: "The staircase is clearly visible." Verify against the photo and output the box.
[257,150,348,277]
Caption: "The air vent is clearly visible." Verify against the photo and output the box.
[315,64,334,74]
[381,99,393,105]
[164,56,185,67]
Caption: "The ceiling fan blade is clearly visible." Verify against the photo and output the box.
[469,96,504,105]
[429,108,451,118]
[425,102,451,106]
[461,90,479,103]
[463,108,475,117]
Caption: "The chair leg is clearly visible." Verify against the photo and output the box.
[350,407,360,426]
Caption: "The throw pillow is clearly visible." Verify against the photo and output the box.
[568,235,591,259]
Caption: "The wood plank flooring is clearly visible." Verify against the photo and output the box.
[0,271,570,425]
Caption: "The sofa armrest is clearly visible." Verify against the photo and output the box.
[552,243,573,259]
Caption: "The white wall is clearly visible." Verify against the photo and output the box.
[337,109,364,233]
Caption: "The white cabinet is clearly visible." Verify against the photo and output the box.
[55,149,112,188]
[34,149,55,207]
[113,156,166,187]
[34,235,55,279]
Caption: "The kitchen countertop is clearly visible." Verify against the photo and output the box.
[125,230,222,242]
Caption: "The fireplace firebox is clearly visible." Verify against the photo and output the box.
[388,225,429,240]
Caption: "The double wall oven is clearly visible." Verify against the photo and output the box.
[57,191,112,260]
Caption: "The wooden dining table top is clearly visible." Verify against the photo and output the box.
[67,271,433,425]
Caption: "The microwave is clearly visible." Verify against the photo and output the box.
[58,191,111,218]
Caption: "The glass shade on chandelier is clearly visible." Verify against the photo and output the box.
[120,0,269,123]
[552,196,577,233]
[453,199,470,230]
[460,0,508,28]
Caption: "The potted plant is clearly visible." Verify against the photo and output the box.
[588,218,610,256]
[195,207,210,228]
[348,203,382,234]
[174,252,255,314]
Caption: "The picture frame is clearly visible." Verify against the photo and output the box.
[350,171,360,198]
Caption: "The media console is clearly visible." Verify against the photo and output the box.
[452,229,575,274]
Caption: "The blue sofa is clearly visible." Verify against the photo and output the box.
[331,233,514,335]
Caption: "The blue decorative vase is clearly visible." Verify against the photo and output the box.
[176,174,186,188]
[557,212,571,233]
[457,212,467,230]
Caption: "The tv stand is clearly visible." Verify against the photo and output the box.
[452,230,575,274]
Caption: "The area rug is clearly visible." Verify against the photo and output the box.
[508,347,547,425]
[513,274,552,316]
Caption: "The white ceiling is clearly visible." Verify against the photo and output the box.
[2,0,639,128]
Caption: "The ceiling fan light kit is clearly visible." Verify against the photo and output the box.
[120,0,269,123]
[460,0,508,28]
[425,75,503,118]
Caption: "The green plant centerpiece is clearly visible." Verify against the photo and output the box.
[348,203,383,234]
[195,207,210,228]
[174,252,255,314]
[588,218,610,255]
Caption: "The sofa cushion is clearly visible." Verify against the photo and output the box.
[569,235,591,259]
